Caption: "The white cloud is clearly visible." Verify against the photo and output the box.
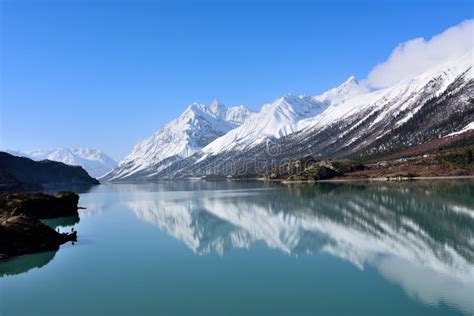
[366,19,474,89]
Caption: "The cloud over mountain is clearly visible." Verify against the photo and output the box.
[366,19,473,88]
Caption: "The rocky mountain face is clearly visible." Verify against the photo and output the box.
[0,152,99,191]
[6,149,117,178]
[101,100,254,181]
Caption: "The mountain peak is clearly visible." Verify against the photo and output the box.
[274,93,302,105]
[335,76,360,92]
[344,75,358,85]
[104,99,254,181]
[186,102,205,113]
[210,98,224,111]
[314,75,367,105]
[185,100,228,119]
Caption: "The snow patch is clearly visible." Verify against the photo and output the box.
[445,122,474,137]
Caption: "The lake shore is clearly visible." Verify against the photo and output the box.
[257,175,474,184]
[315,175,474,183]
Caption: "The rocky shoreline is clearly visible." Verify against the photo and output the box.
[263,143,474,182]
[0,192,79,260]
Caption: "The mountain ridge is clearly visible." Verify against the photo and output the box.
[0,151,99,191]
[101,100,254,181]
[105,52,473,181]
[5,148,117,178]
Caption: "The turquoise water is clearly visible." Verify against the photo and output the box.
[1,180,473,315]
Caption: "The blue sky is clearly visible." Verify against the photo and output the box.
[1,0,473,160]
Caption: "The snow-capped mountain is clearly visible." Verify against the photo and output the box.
[201,76,367,157]
[103,51,472,181]
[288,51,473,157]
[303,51,472,136]
[101,100,254,181]
[152,51,472,179]
[313,75,369,105]
[105,77,366,181]
[6,148,117,178]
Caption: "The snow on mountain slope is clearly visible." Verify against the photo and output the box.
[152,52,472,179]
[8,148,117,178]
[299,51,473,141]
[313,75,369,105]
[200,76,367,157]
[225,105,255,125]
[102,100,254,181]
[446,122,474,137]
[104,51,472,181]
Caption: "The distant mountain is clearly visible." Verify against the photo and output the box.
[0,152,99,191]
[101,99,254,181]
[6,149,117,178]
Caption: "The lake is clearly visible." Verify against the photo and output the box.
[1,180,473,315]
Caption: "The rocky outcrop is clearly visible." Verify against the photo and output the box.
[0,213,77,260]
[0,191,80,260]
[0,151,99,191]
[267,157,364,181]
[267,156,318,180]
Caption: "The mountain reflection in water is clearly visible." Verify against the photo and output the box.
[126,181,474,314]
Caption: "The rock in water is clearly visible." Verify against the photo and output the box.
[0,213,77,260]
[0,191,81,260]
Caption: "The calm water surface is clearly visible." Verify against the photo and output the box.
[1,180,473,315]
